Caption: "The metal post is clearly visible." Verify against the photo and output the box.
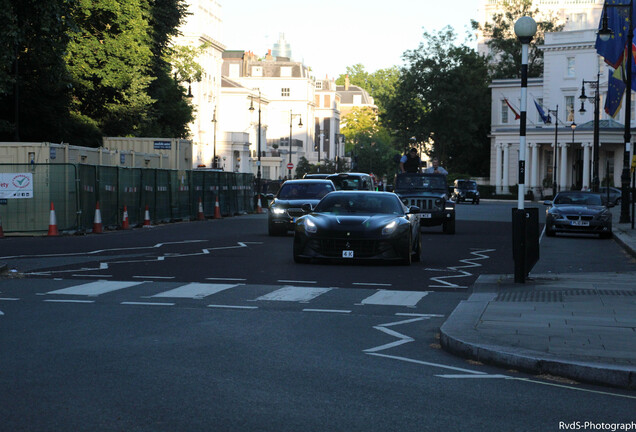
[593,73,601,192]
[212,108,217,169]
[548,106,559,195]
[289,112,293,179]
[620,0,633,223]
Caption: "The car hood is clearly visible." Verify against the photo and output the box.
[551,205,606,215]
[395,190,446,199]
[271,198,322,208]
[309,213,403,231]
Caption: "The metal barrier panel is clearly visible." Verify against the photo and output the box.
[155,170,171,222]
[0,163,78,233]
[98,166,119,228]
[192,170,205,219]
[78,164,97,231]
[171,170,190,220]
[140,169,157,223]
[204,171,220,217]
[118,168,142,226]
[219,172,231,216]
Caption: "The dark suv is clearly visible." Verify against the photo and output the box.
[268,179,336,235]
[452,179,480,204]
[325,173,375,191]
[393,172,455,234]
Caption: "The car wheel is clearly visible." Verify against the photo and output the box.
[268,223,284,236]
[412,232,422,262]
[401,234,412,265]
[600,231,613,239]
[293,237,310,263]
[442,219,455,234]
[545,225,555,237]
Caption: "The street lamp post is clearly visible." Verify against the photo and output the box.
[211,107,217,169]
[598,0,633,223]
[318,128,323,172]
[513,16,538,283]
[249,90,262,204]
[288,112,303,179]
[578,73,601,192]
[546,106,559,195]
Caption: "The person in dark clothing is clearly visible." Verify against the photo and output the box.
[399,148,422,173]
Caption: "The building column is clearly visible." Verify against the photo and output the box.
[503,143,510,195]
[495,143,503,194]
[582,142,591,190]
[530,143,539,194]
[559,143,568,191]
[524,142,531,187]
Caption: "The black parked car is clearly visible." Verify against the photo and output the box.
[598,187,622,206]
[325,173,375,191]
[452,179,480,204]
[293,191,421,265]
[544,191,612,239]
[393,172,455,234]
[268,179,336,236]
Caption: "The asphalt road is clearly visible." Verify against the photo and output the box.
[0,201,634,431]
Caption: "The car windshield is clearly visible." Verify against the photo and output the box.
[278,183,334,200]
[328,176,362,190]
[315,194,404,215]
[458,181,477,190]
[396,175,446,190]
[554,193,602,206]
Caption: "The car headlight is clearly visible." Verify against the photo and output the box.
[271,207,286,215]
[445,205,454,210]
[382,220,398,235]
[551,211,564,220]
[596,212,611,221]
[305,218,317,234]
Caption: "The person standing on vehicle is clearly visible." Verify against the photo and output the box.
[424,157,448,175]
[399,148,422,173]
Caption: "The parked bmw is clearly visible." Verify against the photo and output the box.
[268,179,335,236]
[544,191,612,239]
[293,191,421,265]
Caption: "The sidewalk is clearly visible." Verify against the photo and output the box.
[440,218,636,389]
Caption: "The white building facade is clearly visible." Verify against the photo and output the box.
[490,30,631,196]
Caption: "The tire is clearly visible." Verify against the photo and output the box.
[401,234,412,265]
[268,222,284,236]
[412,232,422,262]
[442,219,455,234]
[293,238,310,263]
[545,225,556,237]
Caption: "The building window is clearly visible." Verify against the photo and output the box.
[280,66,292,77]
[501,100,509,124]
[315,81,323,90]
[566,96,575,122]
[324,95,331,108]
[252,66,263,77]
[281,88,290,97]
[315,95,320,106]
[567,57,575,77]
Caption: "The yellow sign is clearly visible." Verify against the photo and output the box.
[632,155,636,172]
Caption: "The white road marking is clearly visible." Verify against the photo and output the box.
[277,280,317,284]
[429,248,495,288]
[0,298,20,301]
[44,299,95,304]
[121,302,175,306]
[396,313,444,318]
[361,290,429,307]
[133,276,175,280]
[367,353,487,374]
[206,277,247,281]
[256,286,332,302]
[152,283,237,299]
[0,310,4,316]
[302,309,351,314]
[207,304,258,310]
[72,274,112,278]
[436,374,512,379]
[47,281,143,296]
[352,282,392,287]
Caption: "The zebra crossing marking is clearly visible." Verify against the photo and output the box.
[360,290,430,307]
[47,281,144,296]
[255,286,332,302]
[152,283,238,299]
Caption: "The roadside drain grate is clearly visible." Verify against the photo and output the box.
[494,289,636,302]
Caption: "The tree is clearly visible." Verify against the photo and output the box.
[385,27,491,175]
[336,64,400,114]
[472,0,564,79]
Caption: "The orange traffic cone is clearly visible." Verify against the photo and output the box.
[143,204,151,227]
[214,196,222,219]
[197,198,205,221]
[256,194,263,214]
[122,205,130,230]
[0,215,4,238]
[47,202,59,236]
[93,201,103,233]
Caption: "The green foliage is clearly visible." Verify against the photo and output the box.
[472,0,564,79]
[295,157,340,178]
[336,64,400,114]
[383,27,491,176]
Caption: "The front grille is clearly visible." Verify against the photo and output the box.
[308,238,391,258]
[565,215,594,221]
[405,198,441,210]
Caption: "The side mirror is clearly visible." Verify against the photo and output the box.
[408,205,420,214]
[266,193,274,200]
[301,203,313,213]
[543,200,552,206]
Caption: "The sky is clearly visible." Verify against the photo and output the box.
[220,0,480,79]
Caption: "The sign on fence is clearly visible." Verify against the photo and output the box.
[0,173,34,199]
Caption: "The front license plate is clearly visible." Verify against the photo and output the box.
[421,213,432,218]
[342,250,354,258]
[571,220,589,226]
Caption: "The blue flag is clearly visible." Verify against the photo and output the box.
[605,67,626,118]
[534,100,550,124]
[595,0,636,68]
